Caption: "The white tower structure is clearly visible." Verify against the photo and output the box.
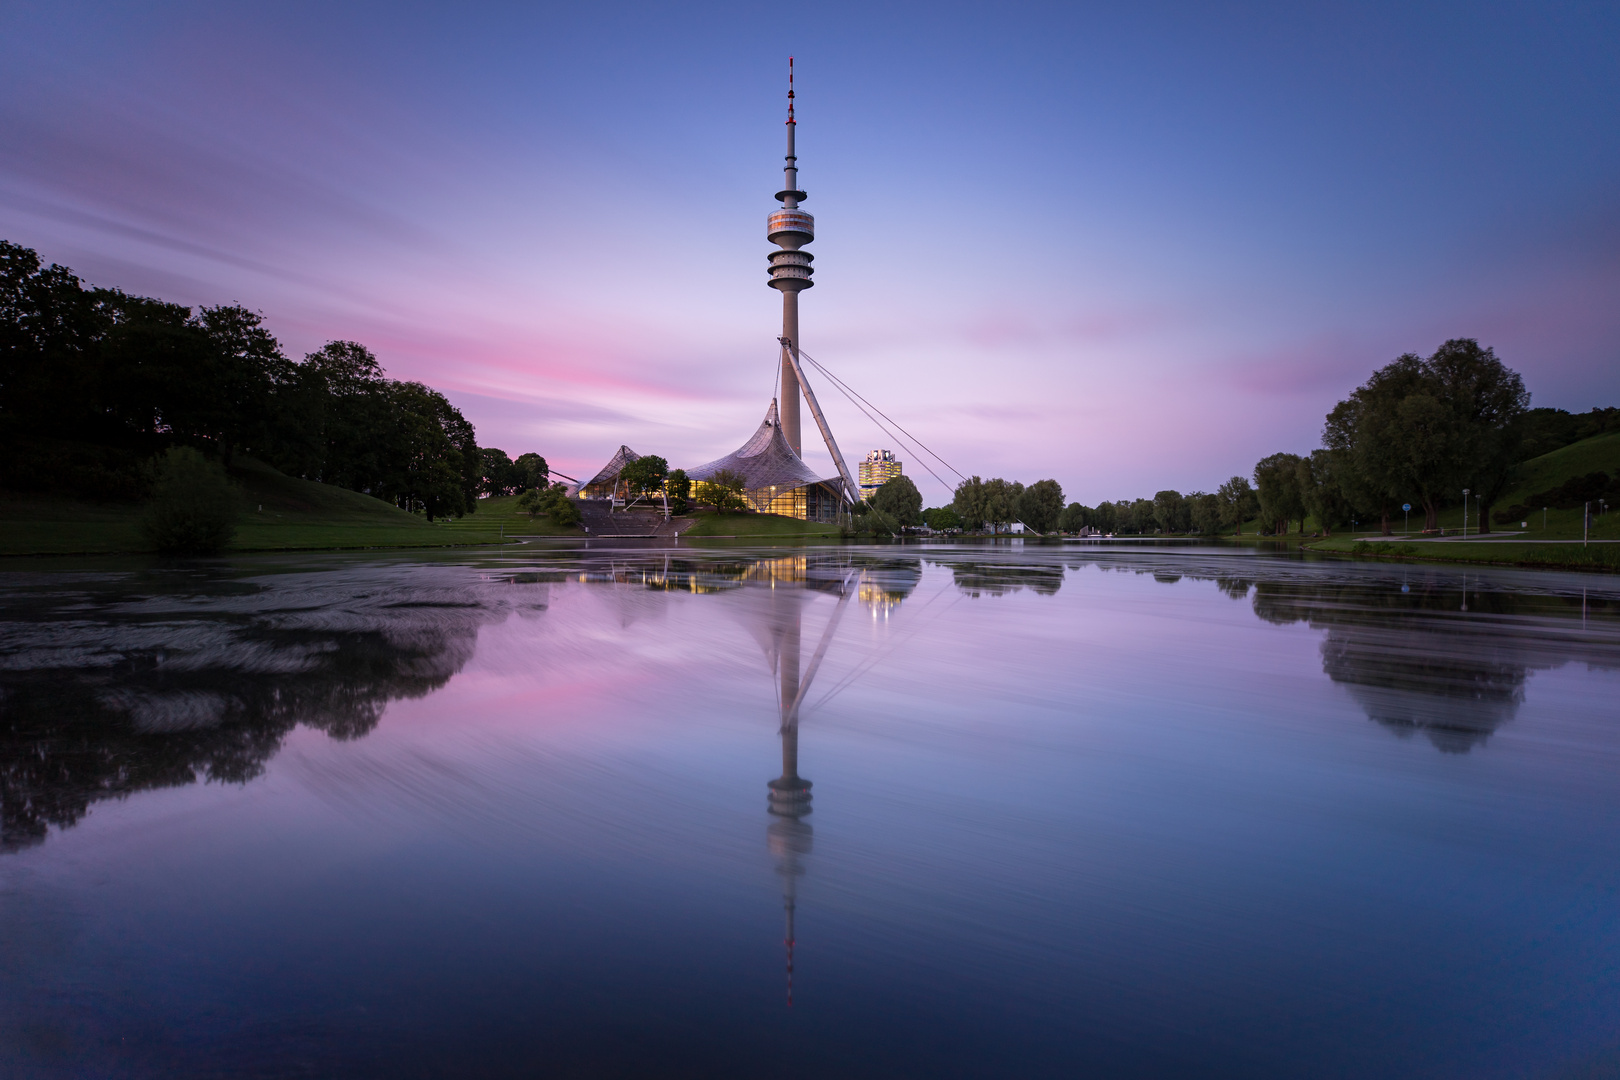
[767,58,814,456]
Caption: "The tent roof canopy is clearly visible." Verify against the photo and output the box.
[686,401,841,494]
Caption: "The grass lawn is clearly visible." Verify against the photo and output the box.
[0,458,517,555]
[444,494,585,538]
[681,511,841,539]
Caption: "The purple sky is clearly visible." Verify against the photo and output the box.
[3,2,1616,503]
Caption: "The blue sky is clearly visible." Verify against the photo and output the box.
[2,1,1615,500]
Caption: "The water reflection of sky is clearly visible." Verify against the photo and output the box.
[1,549,1618,1078]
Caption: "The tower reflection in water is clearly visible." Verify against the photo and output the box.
[739,555,914,1005]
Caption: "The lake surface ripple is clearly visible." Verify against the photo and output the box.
[1,545,1618,1078]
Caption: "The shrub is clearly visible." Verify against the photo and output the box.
[517,483,581,526]
[140,448,239,554]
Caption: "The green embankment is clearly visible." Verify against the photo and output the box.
[0,458,513,555]
[1306,430,1620,570]
[444,493,585,538]
[681,512,840,539]
[1311,538,1620,572]
[1501,429,1620,508]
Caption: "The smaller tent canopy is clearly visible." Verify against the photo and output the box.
[581,445,640,498]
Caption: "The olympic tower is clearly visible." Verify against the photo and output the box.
[766,58,814,455]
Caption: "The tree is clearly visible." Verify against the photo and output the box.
[1296,449,1351,535]
[141,447,238,554]
[1217,476,1258,535]
[1188,492,1222,535]
[1254,453,1306,534]
[478,448,525,497]
[1152,490,1188,534]
[1019,479,1064,533]
[620,454,668,501]
[513,452,549,490]
[698,468,748,513]
[384,381,477,520]
[292,340,393,492]
[952,476,988,530]
[187,304,289,462]
[923,506,962,531]
[667,468,691,514]
[1427,338,1529,534]
[982,478,1024,530]
[1057,502,1090,533]
[1324,343,1529,533]
[1126,498,1155,533]
[871,473,923,526]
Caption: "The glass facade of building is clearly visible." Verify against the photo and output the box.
[756,481,842,522]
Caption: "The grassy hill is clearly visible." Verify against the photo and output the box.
[1498,429,1620,514]
[0,457,510,556]
[1307,430,1620,570]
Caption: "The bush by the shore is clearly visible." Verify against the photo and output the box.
[141,448,239,555]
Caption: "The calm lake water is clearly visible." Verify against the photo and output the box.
[2,543,1618,1079]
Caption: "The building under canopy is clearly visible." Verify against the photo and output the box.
[686,400,843,522]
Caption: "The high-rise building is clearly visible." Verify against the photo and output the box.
[858,449,902,502]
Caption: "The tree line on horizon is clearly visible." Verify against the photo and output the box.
[0,240,551,519]
[929,340,1614,538]
[8,241,1610,537]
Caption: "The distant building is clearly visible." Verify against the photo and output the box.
[858,449,902,502]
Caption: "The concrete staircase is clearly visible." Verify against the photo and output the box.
[576,501,693,540]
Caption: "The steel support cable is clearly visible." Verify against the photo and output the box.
[804,582,966,714]
[795,355,954,496]
[797,354,936,480]
[798,351,969,483]
[784,573,855,727]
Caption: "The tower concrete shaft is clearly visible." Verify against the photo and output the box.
[767,58,813,456]
[782,293,800,455]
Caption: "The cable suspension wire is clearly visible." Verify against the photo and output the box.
[812,372,953,496]
[797,350,969,483]
[793,352,954,496]
[806,586,966,714]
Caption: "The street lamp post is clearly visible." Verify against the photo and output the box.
[1403,502,1411,537]
[1462,489,1470,538]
